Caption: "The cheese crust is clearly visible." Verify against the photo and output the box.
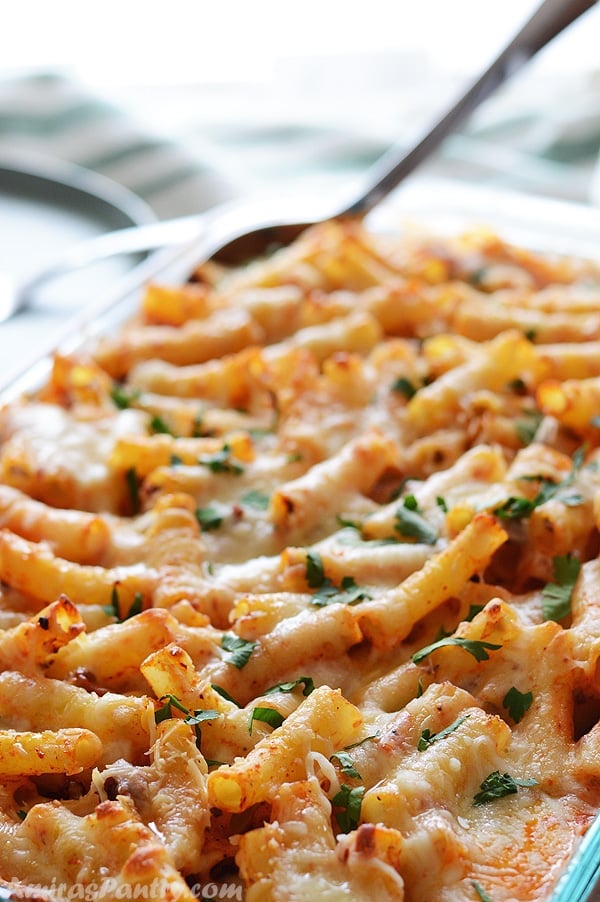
[0,220,598,900]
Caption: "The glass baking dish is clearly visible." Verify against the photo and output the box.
[1,175,599,901]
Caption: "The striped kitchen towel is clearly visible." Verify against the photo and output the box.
[0,71,237,219]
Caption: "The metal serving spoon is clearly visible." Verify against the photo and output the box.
[0,0,595,324]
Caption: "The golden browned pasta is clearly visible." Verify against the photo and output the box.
[0,219,598,900]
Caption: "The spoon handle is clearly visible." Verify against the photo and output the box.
[342,0,598,217]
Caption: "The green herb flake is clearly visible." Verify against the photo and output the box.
[332,784,365,833]
[502,687,533,724]
[394,498,437,545]
[195,505,224,531]
[248,706,285,734]
[311,575,371,608]
[305,551,326,588]
[412,636,502,665]
[418,714,470,751]
[125,592,144,619]
[466,604,485,622]
[336,515,363,531]
[473,770,537,806]
[330,751,361,779]
[264,676,315,697]
[436,495,448,513]
[494,450,585,520]
[154,693,190,724]
[515,410,543,446]
[148,414,173,435]
[125,466,141,515]
[16,809,27,821]
[391,376,417,399]
[198,444,244,475]
[241,489,270,510]
[184,708,220,747]
[110,384,140,410]
[344,733,380,751]
[472,881,494,902]
[103,587,143,622]
[191,411,205,437]
[541,553,581,621]
[221,634,258,669]
[493,496,536,520]
[211,684,241,707]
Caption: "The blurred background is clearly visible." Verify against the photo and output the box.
[0,0,599,373]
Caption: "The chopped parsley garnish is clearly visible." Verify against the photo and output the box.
[541,553,581,621]
[149,414,173,435]
[248,706,285,734]
[170,454,184,466]
[304,552,369,606]
[211,684,241,707]
[514,409,543,446]
[502,687,533,723]
[330,751,361,779]
[493,496,535,519]
[125,466,141,515]
[436,495,448,513]
[241,489,270,510]
[434,623,453,642]
[110,384,140,410]
[195,505,225,531]
[417,714,470,751]
[472,881,494,902]
[221,634,258,669]
[154,693,191,723]
[264,676,315,697]
[125,592,144,619]
[473,770,537,806]
[494,450,585,520]
[412,636,502,664]
[103,586,144,622]
[332,784,365,832]
[466,603,485,621]
[344,733,380,751]
[154,694,218,748]
[184,708,220,747]
[468,267,488,286]
[336,514,364,531]
[198,444,244,475]
[312,575,371,607]
[191,410,205,437]
[16,809,27,821]
[391,376,417,399]
[394,496,437,545]
[305,551,326,588]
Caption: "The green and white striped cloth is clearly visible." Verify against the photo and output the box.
[0,72,237,219]
[1,64,599,222]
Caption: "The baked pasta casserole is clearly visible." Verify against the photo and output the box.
[0,220,598,900]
